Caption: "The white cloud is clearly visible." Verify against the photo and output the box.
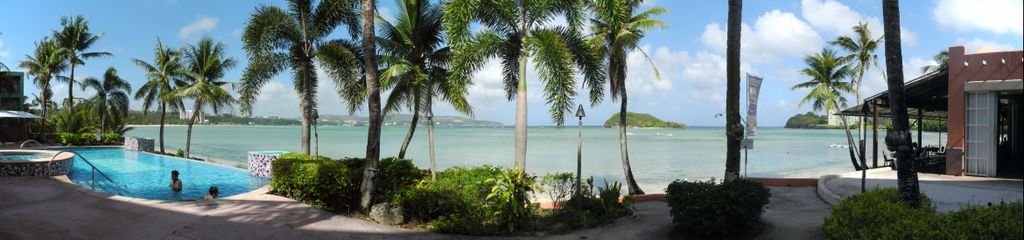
[934,0,1024,35]
[960,37,1014,52]
[179,16,219,40]
[801,0,877,35]
[905,57,935,81]
[701,10,823,63]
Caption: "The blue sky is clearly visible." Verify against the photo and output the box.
[1,0,1021,126]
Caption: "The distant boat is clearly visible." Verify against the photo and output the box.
[626,132,636,136]
[828,143,849,148]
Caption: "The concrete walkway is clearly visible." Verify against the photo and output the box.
[819,168,1024,212]
[0,177,832,240]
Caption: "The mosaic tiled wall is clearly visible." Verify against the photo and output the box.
[248,152,284,178]
[124,137,155,152]
[0,157,74,177]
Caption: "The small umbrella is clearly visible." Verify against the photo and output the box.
[0,110,44,119]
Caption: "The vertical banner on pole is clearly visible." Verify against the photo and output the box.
[746,74,763,137]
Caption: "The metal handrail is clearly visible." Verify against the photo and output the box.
[20,140,43,148]
[47,150,128,194]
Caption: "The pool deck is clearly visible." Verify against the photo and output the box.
[818,168,1024,211]
[0,176,833,240]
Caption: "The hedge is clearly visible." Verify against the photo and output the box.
[269,153,423,212]
[57,133,123,146]
[823,188,1023,240]
[665,178,771,237]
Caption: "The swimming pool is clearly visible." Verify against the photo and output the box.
[0,153,54,161]
[63,147,267,201]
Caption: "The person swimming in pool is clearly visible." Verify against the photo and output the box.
[170,170,182,192]
[203,186,219,200]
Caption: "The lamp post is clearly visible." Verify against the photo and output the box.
[574,104,585,195]
[425,104,436,181]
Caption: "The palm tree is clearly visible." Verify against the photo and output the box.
[378,0,471,160]
[724,0,743,181]
[589,0,667,195]
[239,0,363,155]
[881,0,921,208]
[133,39,186,153]
[359,0,384,211]
[793,48,861,170]
[920,50,948,74]
[81,67,131,133]
[443,0,603,171]
[177,37,236,158]
[19,37,68,118]
[831,22,884,161]
[53,15,112,124]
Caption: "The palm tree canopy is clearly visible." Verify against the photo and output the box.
[133,39,187,114]
[178,37,237,115]
[53,15,112,67]
[793,48,855,113]
[829,22,883,88]
[589,0,668,103]
[921,50,949,74]
[82,67,132,116]
[379,0,470,116]
[238,0,363,114]
[19,37,69,93]
[442,0,603,126]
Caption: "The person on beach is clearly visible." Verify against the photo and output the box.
[203,186,219,200]
[170,170,182,192]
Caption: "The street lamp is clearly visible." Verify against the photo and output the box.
[574,104,585,195]
[425,105,436,181]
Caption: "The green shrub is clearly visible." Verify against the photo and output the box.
[57,132,123,146]
[485,167,536,232]
[539,172,574,207]
[539,179,629,234]
[665,178,770,237]
[269,153,421,213]
[824,188,1022,240]
[398,166,503,234]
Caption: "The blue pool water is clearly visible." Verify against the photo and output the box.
[64,147,267,201]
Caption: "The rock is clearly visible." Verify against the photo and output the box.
[370,203,405,225]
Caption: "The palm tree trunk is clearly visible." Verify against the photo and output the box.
[185,105,200,158]
[724,0,743,182]
[159,103,166,153]
[41,82,49,119]
[836,103,862,170]
[881,0,920,208]
[514,51,528,172]
[398,98,420,159]
[100,109,106,134]
[67,63,76,132]
[427,102,436,181]
[857,70,866,167]
[300,89,312,155]
[360,0,383,210]
[619,90,644,195]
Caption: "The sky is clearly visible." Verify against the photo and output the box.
[1,0,1021,127]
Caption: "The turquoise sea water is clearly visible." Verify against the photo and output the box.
[65,147,267,200]
[126,126,943,193]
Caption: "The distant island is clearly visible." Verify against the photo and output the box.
[127,111,503,127]
[784,112,831,129]
[603,112,685,128]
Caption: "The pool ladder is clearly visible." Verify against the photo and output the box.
[20,139,43,148]
[48,150,129,194]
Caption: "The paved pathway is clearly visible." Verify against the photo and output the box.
[821,169,1023,212]
[1,177,832,240]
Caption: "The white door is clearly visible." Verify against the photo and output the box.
[966,92,997,176]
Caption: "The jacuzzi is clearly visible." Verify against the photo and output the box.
[0,150,75,177]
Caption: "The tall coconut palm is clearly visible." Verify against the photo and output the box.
[239,0,364,155]
[830,22,883,162]
[881,0,921,208]
[443,0,604,171]
[589,0,667,195]
[724,0,743,181]
[359,0,383,210]
[920,50,948,74]
[19,37,68,118]
[53,15,112,124]
[793,48,861,170]
[177,37,236,158]
[379,0,471,160]
[133,39,186,154]
[81,67,131,133]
